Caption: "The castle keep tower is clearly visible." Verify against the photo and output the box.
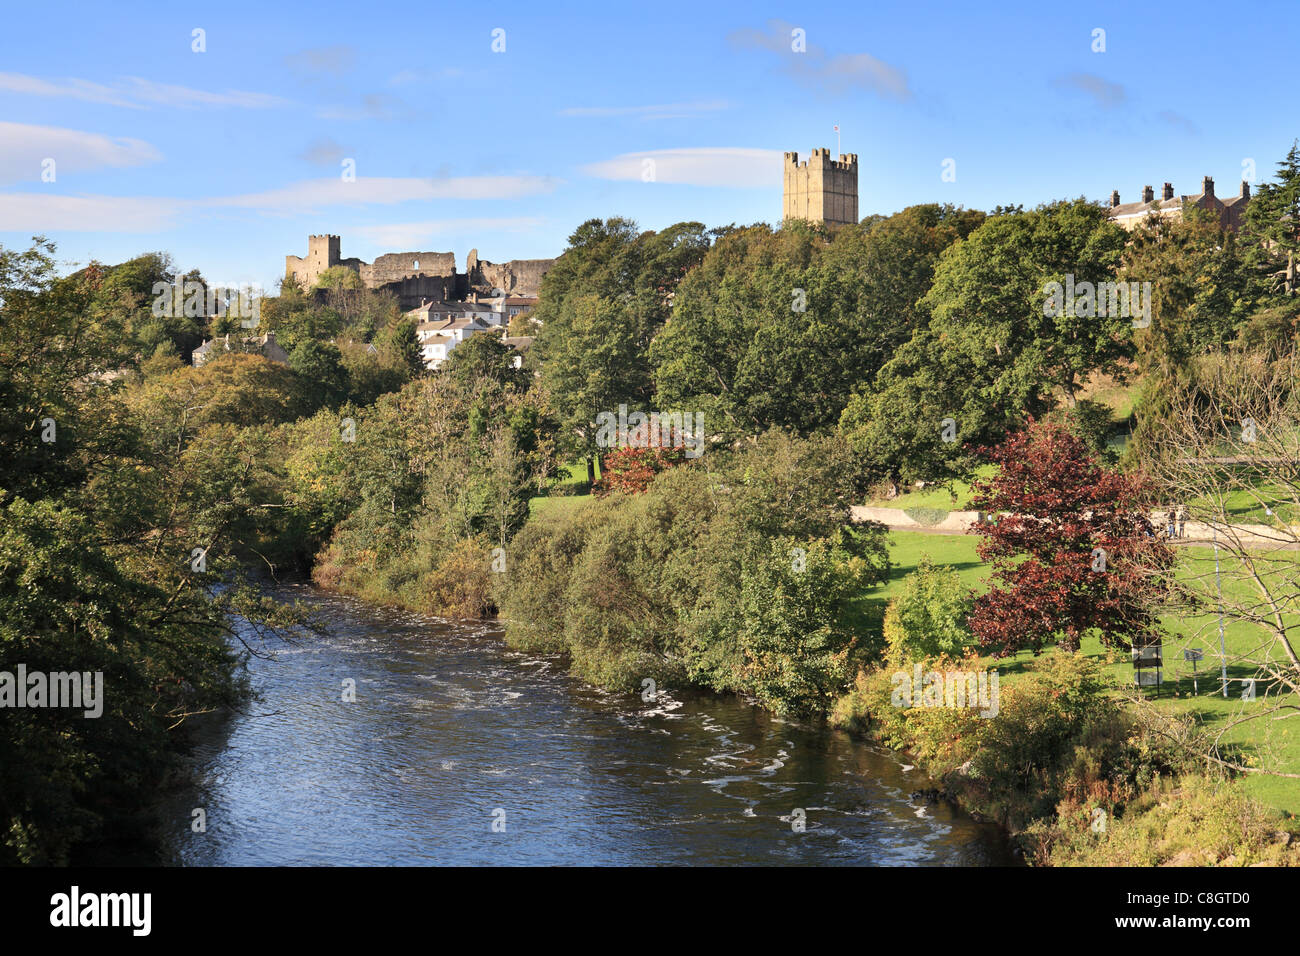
[783,149,858,226]
[285,234,342,289]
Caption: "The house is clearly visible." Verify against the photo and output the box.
[1108,176,1251,232]
[501,334,533,369]
[406,298,501,328]
[414,315,492,369]
[191,330,289,367]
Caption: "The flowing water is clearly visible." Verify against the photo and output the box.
[163,584,1016,866]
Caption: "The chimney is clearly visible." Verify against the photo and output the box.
[1110,190,1120,208]
[1241,180,1251,199]
[1162,182,1174,201]
[1202,176,1215,198]
[1142,185,1154,203]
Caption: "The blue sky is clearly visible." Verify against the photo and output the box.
[2,0,1297,291]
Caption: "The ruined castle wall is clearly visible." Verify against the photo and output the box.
[359,251,457,288]
[477,258,555,296]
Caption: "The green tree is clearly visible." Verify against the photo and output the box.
[289,340,349,412]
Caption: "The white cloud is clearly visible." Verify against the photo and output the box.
[0,193,188,232]
[559,100,730,119]
[285,45,358,77]
[213,175,560,214]
[581,147,783,187]
[0,174,559,233]
[119,77,290,109]
[728,20,913,102]
[0,72,138,107]
[356,217,544,249]
[0,121,162,185]
[0,71,290,110]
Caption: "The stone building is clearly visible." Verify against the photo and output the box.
[783,148,858,226]
[1107,176,1251,232]
[285,235,555,310]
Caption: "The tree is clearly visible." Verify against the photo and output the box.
[1242,141,1300,298]
[883,556,974,664]
[377,316,424,378]
[533,218,710,482]
[313,265,364,291]
[1139,353,1300,778]
[841,200,1130,488]
[967,419,1172,656]
[593,445,685,496]
[289,340,349,412]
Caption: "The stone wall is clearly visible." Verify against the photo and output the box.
[476,257,553,296]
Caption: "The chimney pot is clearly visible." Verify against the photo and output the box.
[1241,180,1251,199]
[1202,176,1215,198]
[1110,190,1120,208]
[1142,185,1154,203]
[1162,182,1174,201]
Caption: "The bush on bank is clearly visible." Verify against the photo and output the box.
[496,431,891,715]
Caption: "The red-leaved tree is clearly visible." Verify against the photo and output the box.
[967,419,1173,657]
[593,445,686,496]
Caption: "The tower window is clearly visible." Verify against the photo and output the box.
[413,259,420,270]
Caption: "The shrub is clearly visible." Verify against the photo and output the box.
[884,556,974,665]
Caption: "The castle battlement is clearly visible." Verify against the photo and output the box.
[785,149,858,172]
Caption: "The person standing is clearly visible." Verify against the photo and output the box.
[1167,507,1176,539]
[1178,507,1188,539]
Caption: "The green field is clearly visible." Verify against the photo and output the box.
[877,529,1300,815]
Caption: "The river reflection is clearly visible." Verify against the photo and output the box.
[163,584,1016,866]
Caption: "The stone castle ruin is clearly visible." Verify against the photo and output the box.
[286,235,555,309]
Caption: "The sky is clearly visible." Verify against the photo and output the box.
[2,0,1298,292]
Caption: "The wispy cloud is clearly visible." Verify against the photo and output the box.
[389,67,463,86]
[0,193,186,232]
[1157,109,1198,135]
[581,147,782,187]
[356,217,544,249]
[297,137,348,166]
[0,174,560,232]
[285,45,358,77]
[0,71,290,109]
[212,175,561,213]
[1054,72,1127,109]
[315,93,410,121]
[560,100,730,120]
[0,121,162,185]
[728,20,912,102]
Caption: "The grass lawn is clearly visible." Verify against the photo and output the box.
[528,459,598,517]
[874,529,1300,816]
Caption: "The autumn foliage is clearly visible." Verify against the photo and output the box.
[593,445,686,496]
[967,419,1172,657]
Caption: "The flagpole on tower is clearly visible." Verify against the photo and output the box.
[834,124,840,156]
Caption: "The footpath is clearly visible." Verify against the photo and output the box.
[851,505,1300,549]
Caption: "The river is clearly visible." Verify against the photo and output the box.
[162,583,1016,866]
